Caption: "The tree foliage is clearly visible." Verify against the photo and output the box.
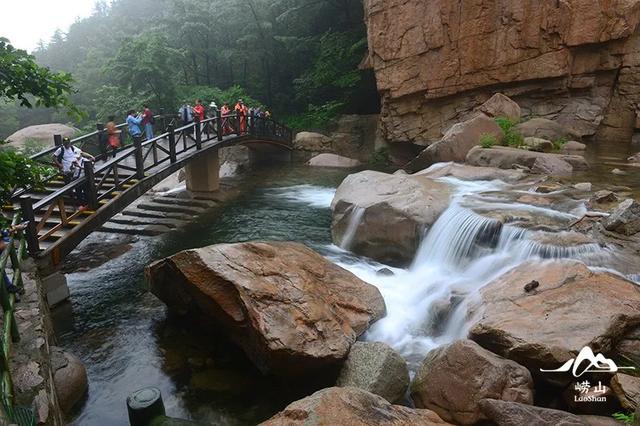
[0,0,379,139]
[0,38,79,117]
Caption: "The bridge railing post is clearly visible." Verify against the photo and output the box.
[249,113,256,137]
[168,124,177,163]
[134,137,145,180]
[53,134,63,148]
[159,108,166,133]
[216,110,223,142]
[194,117,202,150]
[19,196,39,255]
[84,161,99,210]
[96,122,105,159]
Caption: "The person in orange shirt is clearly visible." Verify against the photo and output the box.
[220,102,232,135]
[234,99,248,134]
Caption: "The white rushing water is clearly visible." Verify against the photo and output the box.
[273,179,614,371]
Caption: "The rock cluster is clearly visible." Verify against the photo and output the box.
[146,241,386,376]
[330,170,451,265]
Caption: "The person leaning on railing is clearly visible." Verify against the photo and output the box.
[53,137,96,212]
[0,222,27,296]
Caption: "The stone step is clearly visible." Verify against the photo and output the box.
[135,201,204,215]
[109,214,187,229]
[120,207,188,221]
[150,196,217,209]
[99,222,171,236]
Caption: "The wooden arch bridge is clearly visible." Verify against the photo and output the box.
[4,113,294,271]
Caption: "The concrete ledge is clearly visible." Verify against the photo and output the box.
[41,272,70,307]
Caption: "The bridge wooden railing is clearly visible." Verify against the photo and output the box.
[15,113,292,256]
[0,212,32,425]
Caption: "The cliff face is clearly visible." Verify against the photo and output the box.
[363,0,640,145]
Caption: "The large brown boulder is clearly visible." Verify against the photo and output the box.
[51,347,88,414]
[414,162,527,183]
[410,340,534,425]
[336,341,410,403]
[466,146,589,175]
[468,261,640,377]
[603,198,640,235]
[476,93,522,121]
[611,373,640,411]
[514,118,574,141]
[5,123,77,152]
[331,171,451,265]
[478,399,594,426]
[260,387,452,426]
[363,1,640,145]
[405,115,504,172]
[307,153,362,168]
[146,242,386,376]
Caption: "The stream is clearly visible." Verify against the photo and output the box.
[53,147,639,425]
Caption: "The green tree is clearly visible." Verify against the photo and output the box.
[106,31,180,109]
[0,37,72,223]
[0,38,79,116]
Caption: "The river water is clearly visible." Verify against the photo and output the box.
[55,152,638,424]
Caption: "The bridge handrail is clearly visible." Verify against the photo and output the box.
[0,211,26,422]
[28,115,167,162]
[18,113,293,256]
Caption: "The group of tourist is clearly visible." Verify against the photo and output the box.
[178,99,271,136]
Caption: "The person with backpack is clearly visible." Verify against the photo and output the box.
[126,110,144,145]
[178,103,193,126]
[53,137,95,211]
[142,104,154,140]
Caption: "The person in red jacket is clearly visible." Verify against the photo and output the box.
[192,99,206,121]
[141,104,154,140]
[234,99,248,134]
[192,99,206,137]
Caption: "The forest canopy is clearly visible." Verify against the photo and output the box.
[0,0,379,139]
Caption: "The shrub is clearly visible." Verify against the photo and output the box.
[479,134,498,148]
[552,137,568,151]
[495,117,517,134]
[612,412,635,425]
[495,117,524,147]
[503,131,524,147]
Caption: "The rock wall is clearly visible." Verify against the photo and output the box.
[363,0,640,146]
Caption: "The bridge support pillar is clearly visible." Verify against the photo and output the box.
[185,149,220,195]
[41,271,70,307]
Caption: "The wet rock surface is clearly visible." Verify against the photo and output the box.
[331,170,451,265]
[603,198,640,235]
[307,153,362,168]
[336,341,409,403]
[405,115,504,171]
[466,146,589,175]
[468,261,640,377]
[51,347,88,414]
[261,387,452,426]
[146,241,386,376]
[410,340,533,425]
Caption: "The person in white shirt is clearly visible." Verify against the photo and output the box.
[52,137,95,211]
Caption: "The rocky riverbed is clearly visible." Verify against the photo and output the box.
[52,93,640,425]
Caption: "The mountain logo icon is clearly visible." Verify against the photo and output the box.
[540,346,636,378]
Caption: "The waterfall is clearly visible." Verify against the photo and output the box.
[339,206,365,250]
[330,176,612,371]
